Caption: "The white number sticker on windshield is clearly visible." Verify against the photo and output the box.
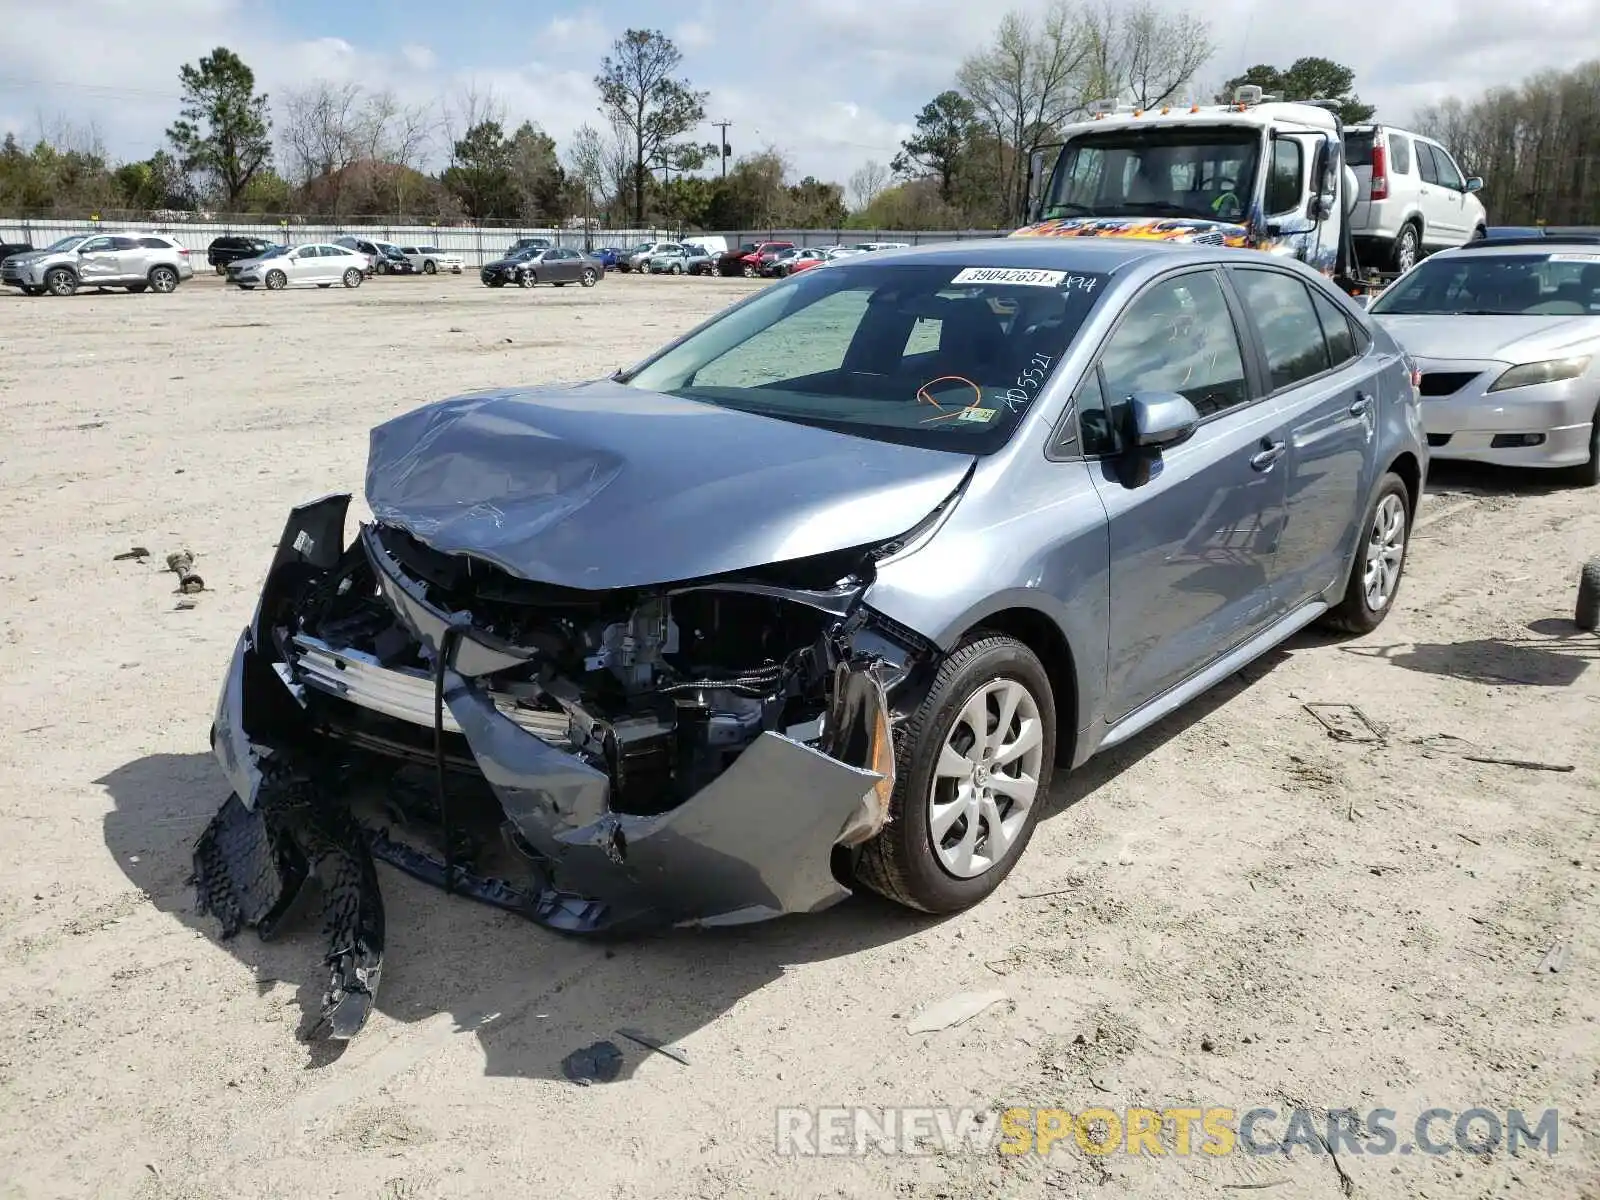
[951,267,1067,287]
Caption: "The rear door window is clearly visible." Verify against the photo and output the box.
[1230,268,1332,389]
[1310,290,1359,368]
[1343,131,1374,167]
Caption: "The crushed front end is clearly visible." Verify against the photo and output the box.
[194,494,936,1039]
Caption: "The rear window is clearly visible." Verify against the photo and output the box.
[138,237,171,249]
[1344,131,1374,167]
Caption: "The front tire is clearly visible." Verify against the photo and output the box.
[742,263,758,278]
[1565,408,1599,487]
[1577,559,1600,631]
[670,263,683,275]
[519,272,537,288]
[265,270,287,291]
[856,634,1055,913]
[342,268,362,288]
[1323,472,1411,634]
[45,267,77,297]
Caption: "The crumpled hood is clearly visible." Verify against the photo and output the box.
[1373,314,1600,364]
[364,380,974,590]
[1012,215,1252,246]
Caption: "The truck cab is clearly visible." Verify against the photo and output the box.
[1019,88,1371,289]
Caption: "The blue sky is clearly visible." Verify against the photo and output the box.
[1,0,1591,187]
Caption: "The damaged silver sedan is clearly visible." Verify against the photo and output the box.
[195,240,1425,1038]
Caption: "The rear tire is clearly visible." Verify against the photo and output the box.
[423,260,437,274]
[581,268,598,286]
[21,285,44,296]
[148,265,179,293]
[1390,223,1421,273]
[742,263,758,278]
[1577,560,1600,631]
[214,263,227,275]
[1322,472,1412,634]
[855,634,1055,913]
[342,269,362,288]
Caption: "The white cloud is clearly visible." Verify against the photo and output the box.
[675,21,714,51]
[3,0,1597,196]
[400,44,437,72]
[542,10,609,54]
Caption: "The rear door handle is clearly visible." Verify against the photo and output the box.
[1249,440,1287,471]
[1349,393,1373,417]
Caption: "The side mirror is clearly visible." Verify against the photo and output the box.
[1464,176,1483,193]
[1130,391,1200,450]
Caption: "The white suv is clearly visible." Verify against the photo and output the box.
[1344,125,1488,274]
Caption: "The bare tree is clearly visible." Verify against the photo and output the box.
[601,117,635,219]
[958,3,1094,221]
[847,159,890,211]
[282,84,358,182]
[1415,59,1600,226]
[1079,1,1213,109]
[443,82,506,162]
[565,122,607,222]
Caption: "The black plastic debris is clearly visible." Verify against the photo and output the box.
[192,773,386,1041]
[562,1040,624,1085]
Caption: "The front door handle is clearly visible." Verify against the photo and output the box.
[1250,440,1287,471]
[1349,392,1373,417]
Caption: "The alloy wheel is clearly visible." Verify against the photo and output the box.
[1363,492,1407,611]
[927,678,1044,879]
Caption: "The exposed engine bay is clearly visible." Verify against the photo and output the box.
[195,493,942,1042]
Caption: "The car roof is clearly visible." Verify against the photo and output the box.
[1434,237,1600,259]
[828,237,1217,274]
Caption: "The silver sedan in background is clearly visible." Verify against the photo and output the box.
[227,243,370,290]
[1369,237,1600,485]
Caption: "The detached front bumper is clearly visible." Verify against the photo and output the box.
[196,495,903,1033]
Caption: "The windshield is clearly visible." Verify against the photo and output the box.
[1041,127,1263,223]
[257,245,288,258]
[1370,252,1600,316]
[43,236,86,252]
[622,261,1108,452]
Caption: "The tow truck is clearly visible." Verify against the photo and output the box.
[1018,85,1395,297]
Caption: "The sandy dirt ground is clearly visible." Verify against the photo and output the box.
[0,270,1597,1200]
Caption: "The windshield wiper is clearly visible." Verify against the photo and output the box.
[1042,203,1095,218]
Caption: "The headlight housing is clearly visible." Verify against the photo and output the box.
[1487,356,1591,392]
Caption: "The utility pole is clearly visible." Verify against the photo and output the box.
[712,121,732,179]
